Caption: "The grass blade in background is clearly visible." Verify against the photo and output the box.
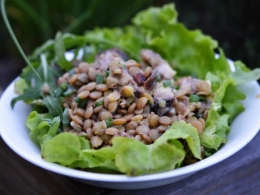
[1,0,41,79]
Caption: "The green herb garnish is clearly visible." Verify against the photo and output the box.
[171,85,180,90]
[95,100,104,107]
[74,97,85,108]
[96,74,104,84]
[105,118,113,127]
[105,70,110,77]
[189,94,200,102]
[60,83,68,90]
[163,80,171,88]
[64,90,73,97]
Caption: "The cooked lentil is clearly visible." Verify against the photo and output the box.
[57,49,213,150]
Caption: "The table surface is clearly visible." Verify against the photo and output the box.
[1,60,260,195]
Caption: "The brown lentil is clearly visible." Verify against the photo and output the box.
[117,109,127,115]
[123,113,134,122]
[96,84,109,92]
[77,73,88,83]
[113,114,123,119]
[142,134,152,144]
[118,126,126,133]
[196,80,211,95]
[157,125,168,133]
[89,91,102,99]
[83,119,92,131]
[149,114,160,128]
[85,82,98,91]
[106,76,118,88]
[68,74,78,84]
[199,118,205,129]
[85,106,94,119]
[126,121,138,130]
[71,115,84,126]
[101,134,111,144]
[136,97,148,110]
[99,111,112,121]
[94,126,105,135]
[70,121,82,132]
[88,67,98,81]
[128,67,140,76]
[128,103,137,113]
[134,109,143,115]
[136,125,150,135]
[159,116,172,125]
[78,62,89,73]
[126,129,136,136]
[142,92,154,105]
[108,101,118,112]
[77,90,90,99]
[91,136,103,147]
[113,118,127,125]
[94,105,103,113]
[131,114,143,122]
[105,127,119,135]
[125,60,139,68]
[142,118,150,127]
[148,129,160,142]
[108,91,121,101]
[73,108,85,118]
[135,134,142,141]
[190,120,203,134]
[104,90,112,96]
[58,77,66,86]
[144,66,152,78]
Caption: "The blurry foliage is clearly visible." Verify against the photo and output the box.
[0,0,259,70]
[0,0,154,57]
[169,0,260,69]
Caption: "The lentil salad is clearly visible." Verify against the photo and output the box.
[12,4,260,176]
[59,48,211,149]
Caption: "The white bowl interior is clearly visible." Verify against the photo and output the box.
[0,78,260,189]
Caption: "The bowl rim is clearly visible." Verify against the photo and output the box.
[1,78,260,183]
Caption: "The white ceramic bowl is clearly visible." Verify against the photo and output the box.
[1,73,260,190]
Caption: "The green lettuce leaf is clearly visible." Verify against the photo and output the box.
[200,77,246,149]
[11,88,41,108]
[40,121,200,176]
[230,61,260,85]
[26,111,49,132]
[82,121,199,176]
[14,77,29,95]
[132,3,231,79]
[84,26,144,60]
[42,96,63,117]
[26,111,60,146]
[42,133,81,166]
[169,121,201,159]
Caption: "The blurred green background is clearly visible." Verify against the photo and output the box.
[0,0,259,86]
